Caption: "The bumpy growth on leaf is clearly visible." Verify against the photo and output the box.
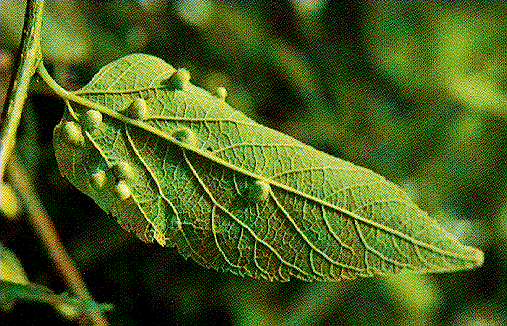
[60,121,85,147]
[114,180,132,201]
[172,127,198,147]
[112,161,134,180]
[90,169,107,190]
[164,68,190,90]
[53,54,483,281]
[82,109,102,130]
[216,87,227,100]
[124,98,150,121]
[247,179,271,202]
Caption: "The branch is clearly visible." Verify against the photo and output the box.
[0,0,43,179]
[0,2,108,323]
[7,152,109,326]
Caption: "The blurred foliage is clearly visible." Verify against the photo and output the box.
[0,1,504,325]
[0,245,112,320]
[0,280,113,320]
[0,182,22,220]
[0,245,28,285]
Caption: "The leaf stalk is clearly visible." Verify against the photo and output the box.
[0,0,44,180]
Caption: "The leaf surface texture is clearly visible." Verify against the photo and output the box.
[53,54,483,281]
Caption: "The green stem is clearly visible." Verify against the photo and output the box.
[37,63,123,119]
[0,0,44,180]
[35,61,70,99]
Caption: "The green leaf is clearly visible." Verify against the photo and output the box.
[52,54,483,281]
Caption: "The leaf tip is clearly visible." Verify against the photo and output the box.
[468,246,484,268]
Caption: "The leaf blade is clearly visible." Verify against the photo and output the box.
[53,54,483,281]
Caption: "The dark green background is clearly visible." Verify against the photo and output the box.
[0,1,505,325]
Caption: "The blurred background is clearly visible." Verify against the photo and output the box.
[0,1,505,325]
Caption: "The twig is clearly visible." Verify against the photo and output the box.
[7,152,109,326]
[0,1,108,323]
[0,0,44,180]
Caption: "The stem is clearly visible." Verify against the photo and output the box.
[35,61,71,99]
[0,2,108,324]
[0,0,44,180]
[7,152,109,326]
[37,63,125,119]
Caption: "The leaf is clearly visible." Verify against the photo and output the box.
[0,246,28,285]
[52,54,483,281]
[0,280,112,317]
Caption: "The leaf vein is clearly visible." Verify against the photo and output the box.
[181,149,309,278]
[211,205,243,269]
[271,190,365,273]
[125,125,181,229]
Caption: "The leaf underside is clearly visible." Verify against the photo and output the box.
[53,54,483,281]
